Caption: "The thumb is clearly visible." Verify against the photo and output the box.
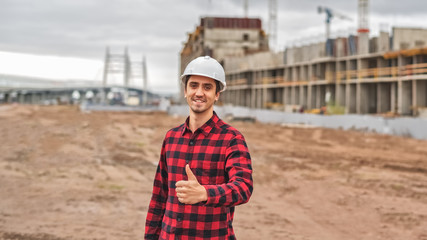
[185,164,197,182]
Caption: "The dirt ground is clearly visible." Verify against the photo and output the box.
[0,105,426,240]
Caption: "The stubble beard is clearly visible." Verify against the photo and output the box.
[188,98,214,114]
[190,102,212,114]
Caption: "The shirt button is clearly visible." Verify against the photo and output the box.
[189,140,194,145]
[177,217,182,222]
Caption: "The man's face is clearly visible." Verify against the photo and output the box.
[185,75,220,114]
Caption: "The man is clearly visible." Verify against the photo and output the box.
[145,56,253,240]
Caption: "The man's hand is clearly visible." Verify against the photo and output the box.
[175,164,208,204]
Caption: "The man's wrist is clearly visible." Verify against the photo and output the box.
[199,185,208,202]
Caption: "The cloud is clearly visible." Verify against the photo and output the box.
[0,0,426,94]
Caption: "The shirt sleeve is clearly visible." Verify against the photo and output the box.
[203,135,253,207]
[144,140,168,239]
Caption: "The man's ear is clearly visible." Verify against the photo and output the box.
[215,92,220,101]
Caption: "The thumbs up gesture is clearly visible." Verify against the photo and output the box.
[175,164,208,204]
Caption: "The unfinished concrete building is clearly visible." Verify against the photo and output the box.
[180,16,427,116]
[179,17,269,98]
[221,27,427,116]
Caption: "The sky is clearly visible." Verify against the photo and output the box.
[1,0,427,95]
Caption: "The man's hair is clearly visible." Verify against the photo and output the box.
[185,76,221,94]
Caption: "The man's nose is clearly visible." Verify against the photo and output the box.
[195,86,203,96]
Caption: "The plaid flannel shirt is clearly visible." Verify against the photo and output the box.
[145,112,253,240]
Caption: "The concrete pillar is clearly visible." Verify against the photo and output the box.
[358,32,369,55]
[307,63,313,109]
[241,89,245,107]
[402,81,412,115]
[262,86,267,109]
[369,83,377,113]
[349,84,357,113]
[295,86,300,105]
[383,83,392,113]
[241,89,244,107]
[345,83,350,114]
[412,80,417,116]
[251,87,256,108]
[398,80,412,116]
[41,92,47,104]
[292,67,297,81]
[378,31,390,52]
[18,94,24,104]
[285,67,289,82]
[356,57,362,114]
[397,55,403,114]
[32,93,36,104]
[417,80,427,108]
[377,83,383,113]
[356,83,362,114]
[238,89,242,106]
[237,89,241,106]
[289,86,294,105]
[337,84,345,107]
[307,85,313,109]
[233,89,237,106]
[335,60,340,105]
[30,93,38,104]
[3,93,8,103]
[246,89,251,107]
[282,87,286,110]
[255,89,260,109]
[243,89,247,106]
[391,82,397,113]
[316,85,321,108]
[301,86,307,109]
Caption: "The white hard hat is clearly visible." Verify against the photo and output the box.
[181,56,226,92]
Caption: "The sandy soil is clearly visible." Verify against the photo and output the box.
[0,105,426,240]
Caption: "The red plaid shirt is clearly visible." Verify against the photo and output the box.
[145,112,253,240]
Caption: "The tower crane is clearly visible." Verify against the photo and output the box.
[317,6,352,40]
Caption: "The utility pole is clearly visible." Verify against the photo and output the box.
[102,46,110,104]
[142,56,148,106]
[124,46,131,87]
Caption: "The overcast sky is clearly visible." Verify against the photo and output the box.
[1,0,426,94]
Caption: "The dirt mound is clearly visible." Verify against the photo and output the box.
[0,105,426,240]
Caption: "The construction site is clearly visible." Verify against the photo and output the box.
[1,1,427,240]
[180,0,427,117]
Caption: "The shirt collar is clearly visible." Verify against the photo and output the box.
[181,111,219,137]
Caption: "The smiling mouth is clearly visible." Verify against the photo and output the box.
[192,99,206,103]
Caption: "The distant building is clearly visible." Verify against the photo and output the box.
[179,17,269,98]
[221,27,427,116]
[180,17,427,116]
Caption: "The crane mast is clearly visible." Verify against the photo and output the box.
[268,0,278,50]
[243,0,248,18]
[358,0,369,33]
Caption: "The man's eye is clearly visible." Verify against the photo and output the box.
[204,86,212,90]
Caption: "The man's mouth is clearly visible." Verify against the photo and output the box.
[192,98,205,103]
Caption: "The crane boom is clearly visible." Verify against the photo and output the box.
[318,6,352,40]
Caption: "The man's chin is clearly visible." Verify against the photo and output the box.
[190,106,207,114]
